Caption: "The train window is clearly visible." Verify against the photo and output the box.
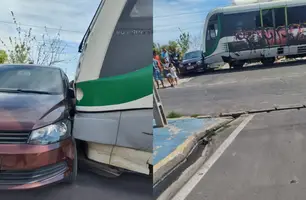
[130,0,152,17]
[287,6,306,24]
[262,9,273,27]
[274,8,286,27]
[207,14,218,40]
[209,14,218,21]
[99,0,152,78]
[222,11,261,37]
[207,24,218,40]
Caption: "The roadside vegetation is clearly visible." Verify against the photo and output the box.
[0,11,67,65]
[153,30,201,59]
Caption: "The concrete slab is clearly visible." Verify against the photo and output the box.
[183,110,306,200]
[153,117,231,184]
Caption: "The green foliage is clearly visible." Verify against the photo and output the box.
[0,11,34,64]
[190,114,200,118]
[153,30,192,59]
[0,50,8,64]
[0,11,66,66]
[167,111,183,118]
[153,42,161,55]
[167,40,178,53]
[177,29,190,55]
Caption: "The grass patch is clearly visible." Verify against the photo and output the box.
[167,111,183,118]
[190,114,201,118]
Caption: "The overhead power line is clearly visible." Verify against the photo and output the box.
[154,10,209,19]
[0,20,84,33]
[154,22,204,33]
[154,20,204,29]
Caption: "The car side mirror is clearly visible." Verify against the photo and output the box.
[68,88,75,98]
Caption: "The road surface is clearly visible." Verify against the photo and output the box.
[0,170,152,200]
[175,110,306,200]
[158,61,306,199]
[159,61,306,115]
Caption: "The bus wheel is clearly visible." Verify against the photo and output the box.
[261,57,275,66]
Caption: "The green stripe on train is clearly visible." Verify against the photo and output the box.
[76,64,152,107]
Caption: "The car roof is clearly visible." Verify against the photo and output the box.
[0,64,63,72]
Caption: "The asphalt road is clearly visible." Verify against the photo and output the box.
[159,61,306,116]
[179,110,306,200]
[159,61,306,199]
[0,170,152,200]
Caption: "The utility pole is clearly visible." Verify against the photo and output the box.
[153,81,167,127]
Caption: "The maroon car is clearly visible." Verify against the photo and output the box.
[0,64,77,189]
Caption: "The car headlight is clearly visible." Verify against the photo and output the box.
[197,60,202,65]
[28,120,71,145]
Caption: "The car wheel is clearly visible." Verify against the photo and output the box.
[65,138,78,184]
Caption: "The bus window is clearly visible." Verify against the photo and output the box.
[205,14,219,55]
[274,8,286,28]
[207,24,217,40]
[262,10,273,27]
[130,0,152,17]
[222,11,261,37]
[99,0,152,78]
[287,6,306,24]
[207,14,218,40]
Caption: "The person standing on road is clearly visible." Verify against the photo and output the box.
[161,48,170,63]
[153,50,163,71]
[170,63,178,85]
[162,58,174,87]
[153,58,164,89]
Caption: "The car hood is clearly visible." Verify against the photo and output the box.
[0,92,66,131]
[182,57,202,64]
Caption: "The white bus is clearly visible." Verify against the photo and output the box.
[73,0,153,176]
[202,0,306,68]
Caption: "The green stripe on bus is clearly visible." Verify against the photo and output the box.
[76,64,152,107]
[205,14,222,57]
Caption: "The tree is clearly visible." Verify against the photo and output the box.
[0,11,67,66]
[153,42,161,55]
[167,40,178,53]
[177,29,190,55]
[0,50,8,64]
[34,27,67,66]
[189,34,202,51]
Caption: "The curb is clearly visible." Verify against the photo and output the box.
[157,145,209,200]
[156,116,244,200]
[153,118,232,186]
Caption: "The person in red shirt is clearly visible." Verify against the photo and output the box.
[153,50,163,71]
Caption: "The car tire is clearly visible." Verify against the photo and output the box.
[65,138,78,184]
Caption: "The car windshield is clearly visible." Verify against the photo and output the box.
[0,65,63,94]
[183,51,202,60]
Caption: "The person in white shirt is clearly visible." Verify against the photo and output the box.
[169,63,178,85]
[163,59,174,87]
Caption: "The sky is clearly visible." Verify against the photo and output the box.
[0,0,247,80]
[0,0,100,80]
[153,0,232,46]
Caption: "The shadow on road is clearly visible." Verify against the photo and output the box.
[0,170,152,200]
[180,60,306,78]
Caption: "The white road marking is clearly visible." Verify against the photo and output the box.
[171,114,255,200]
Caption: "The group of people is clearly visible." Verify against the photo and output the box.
[153,48,178,89]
